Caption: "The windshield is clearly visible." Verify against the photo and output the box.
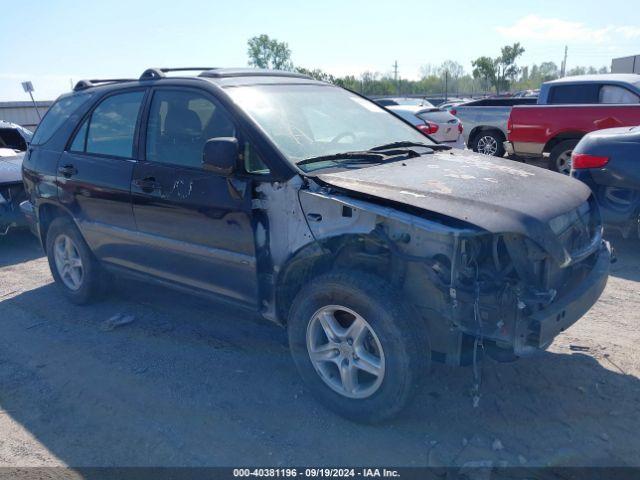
[225,84,433,166]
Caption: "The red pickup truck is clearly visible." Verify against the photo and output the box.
[505,74,640,174]
[506,105,640,174]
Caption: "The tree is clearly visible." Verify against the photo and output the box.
[471,56,497,92]
[495,43,525,93]
[538,61,559,82]
[568,66,587,76]
[419,63,437,79]
[295,67,336,83]
[438,60,464,80]
[247,34,293,70]
[472,43,525,94]
[438,60,465,96]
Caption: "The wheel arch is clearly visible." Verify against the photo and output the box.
[543,131,585,154]
[37,202,75,248]
[275,232,396,324]
[468,126,506,146]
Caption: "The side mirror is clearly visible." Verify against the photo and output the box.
[202,137,239,176]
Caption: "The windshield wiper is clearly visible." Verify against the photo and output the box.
[370,141,452,151]
[296,151,388,167]
[296,142,447,168]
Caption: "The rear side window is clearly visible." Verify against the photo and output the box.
[70,91,145,158]
[548,84,600,104]
[31,93,93,145]
[599,85,640,104]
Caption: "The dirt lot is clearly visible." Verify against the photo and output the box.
[0,230,639,468]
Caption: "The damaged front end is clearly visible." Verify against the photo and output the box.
[293,183,610,367]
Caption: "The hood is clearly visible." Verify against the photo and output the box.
[317,150,594,262]
[0,152,24,184]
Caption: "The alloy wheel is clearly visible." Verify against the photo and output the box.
[306,305,385,399]
[556,150,573,175]
[476,135,498,155]
[53,234,84,291]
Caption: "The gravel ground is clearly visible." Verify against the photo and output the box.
[0,230,639,468]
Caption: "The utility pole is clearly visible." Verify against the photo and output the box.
[444,70,449,102]
[393,60,399,95]
[561,45,568,77]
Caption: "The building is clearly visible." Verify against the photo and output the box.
[611,55,640,74]
[0,101,53,131]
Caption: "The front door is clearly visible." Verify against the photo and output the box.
[130,88,258,305]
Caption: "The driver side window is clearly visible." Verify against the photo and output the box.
[146,90,236,169]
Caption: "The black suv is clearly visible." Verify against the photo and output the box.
[21,68,611,422]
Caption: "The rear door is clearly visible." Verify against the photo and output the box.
[129,87,258,305]
[58,89,146,265]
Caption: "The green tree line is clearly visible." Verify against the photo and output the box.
[247,34,609,97]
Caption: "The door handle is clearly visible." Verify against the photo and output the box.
[58,164,78,178]
[133,177,161,193]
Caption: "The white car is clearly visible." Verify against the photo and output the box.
[387,105,465,149]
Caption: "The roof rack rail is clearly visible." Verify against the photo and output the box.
[198,68,311,80]
[73,78,136,92]
[139,67,217,81]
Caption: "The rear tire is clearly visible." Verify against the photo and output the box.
[45,217,102,304]
[471,131,505,157]
[287,271,430,423]
[549,139,579,175]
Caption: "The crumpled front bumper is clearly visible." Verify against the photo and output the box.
[514,240,612,355]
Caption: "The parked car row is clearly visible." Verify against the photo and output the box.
[505,74,640,173]
[15,67,612,423]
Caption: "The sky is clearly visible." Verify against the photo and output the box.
[1,0,639,101]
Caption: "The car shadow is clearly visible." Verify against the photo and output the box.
[0,229,43,267]
[606,234,640,282]
[1,281,639,468]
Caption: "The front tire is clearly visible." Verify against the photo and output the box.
[46,217,102,304]
[287,271,430,423]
